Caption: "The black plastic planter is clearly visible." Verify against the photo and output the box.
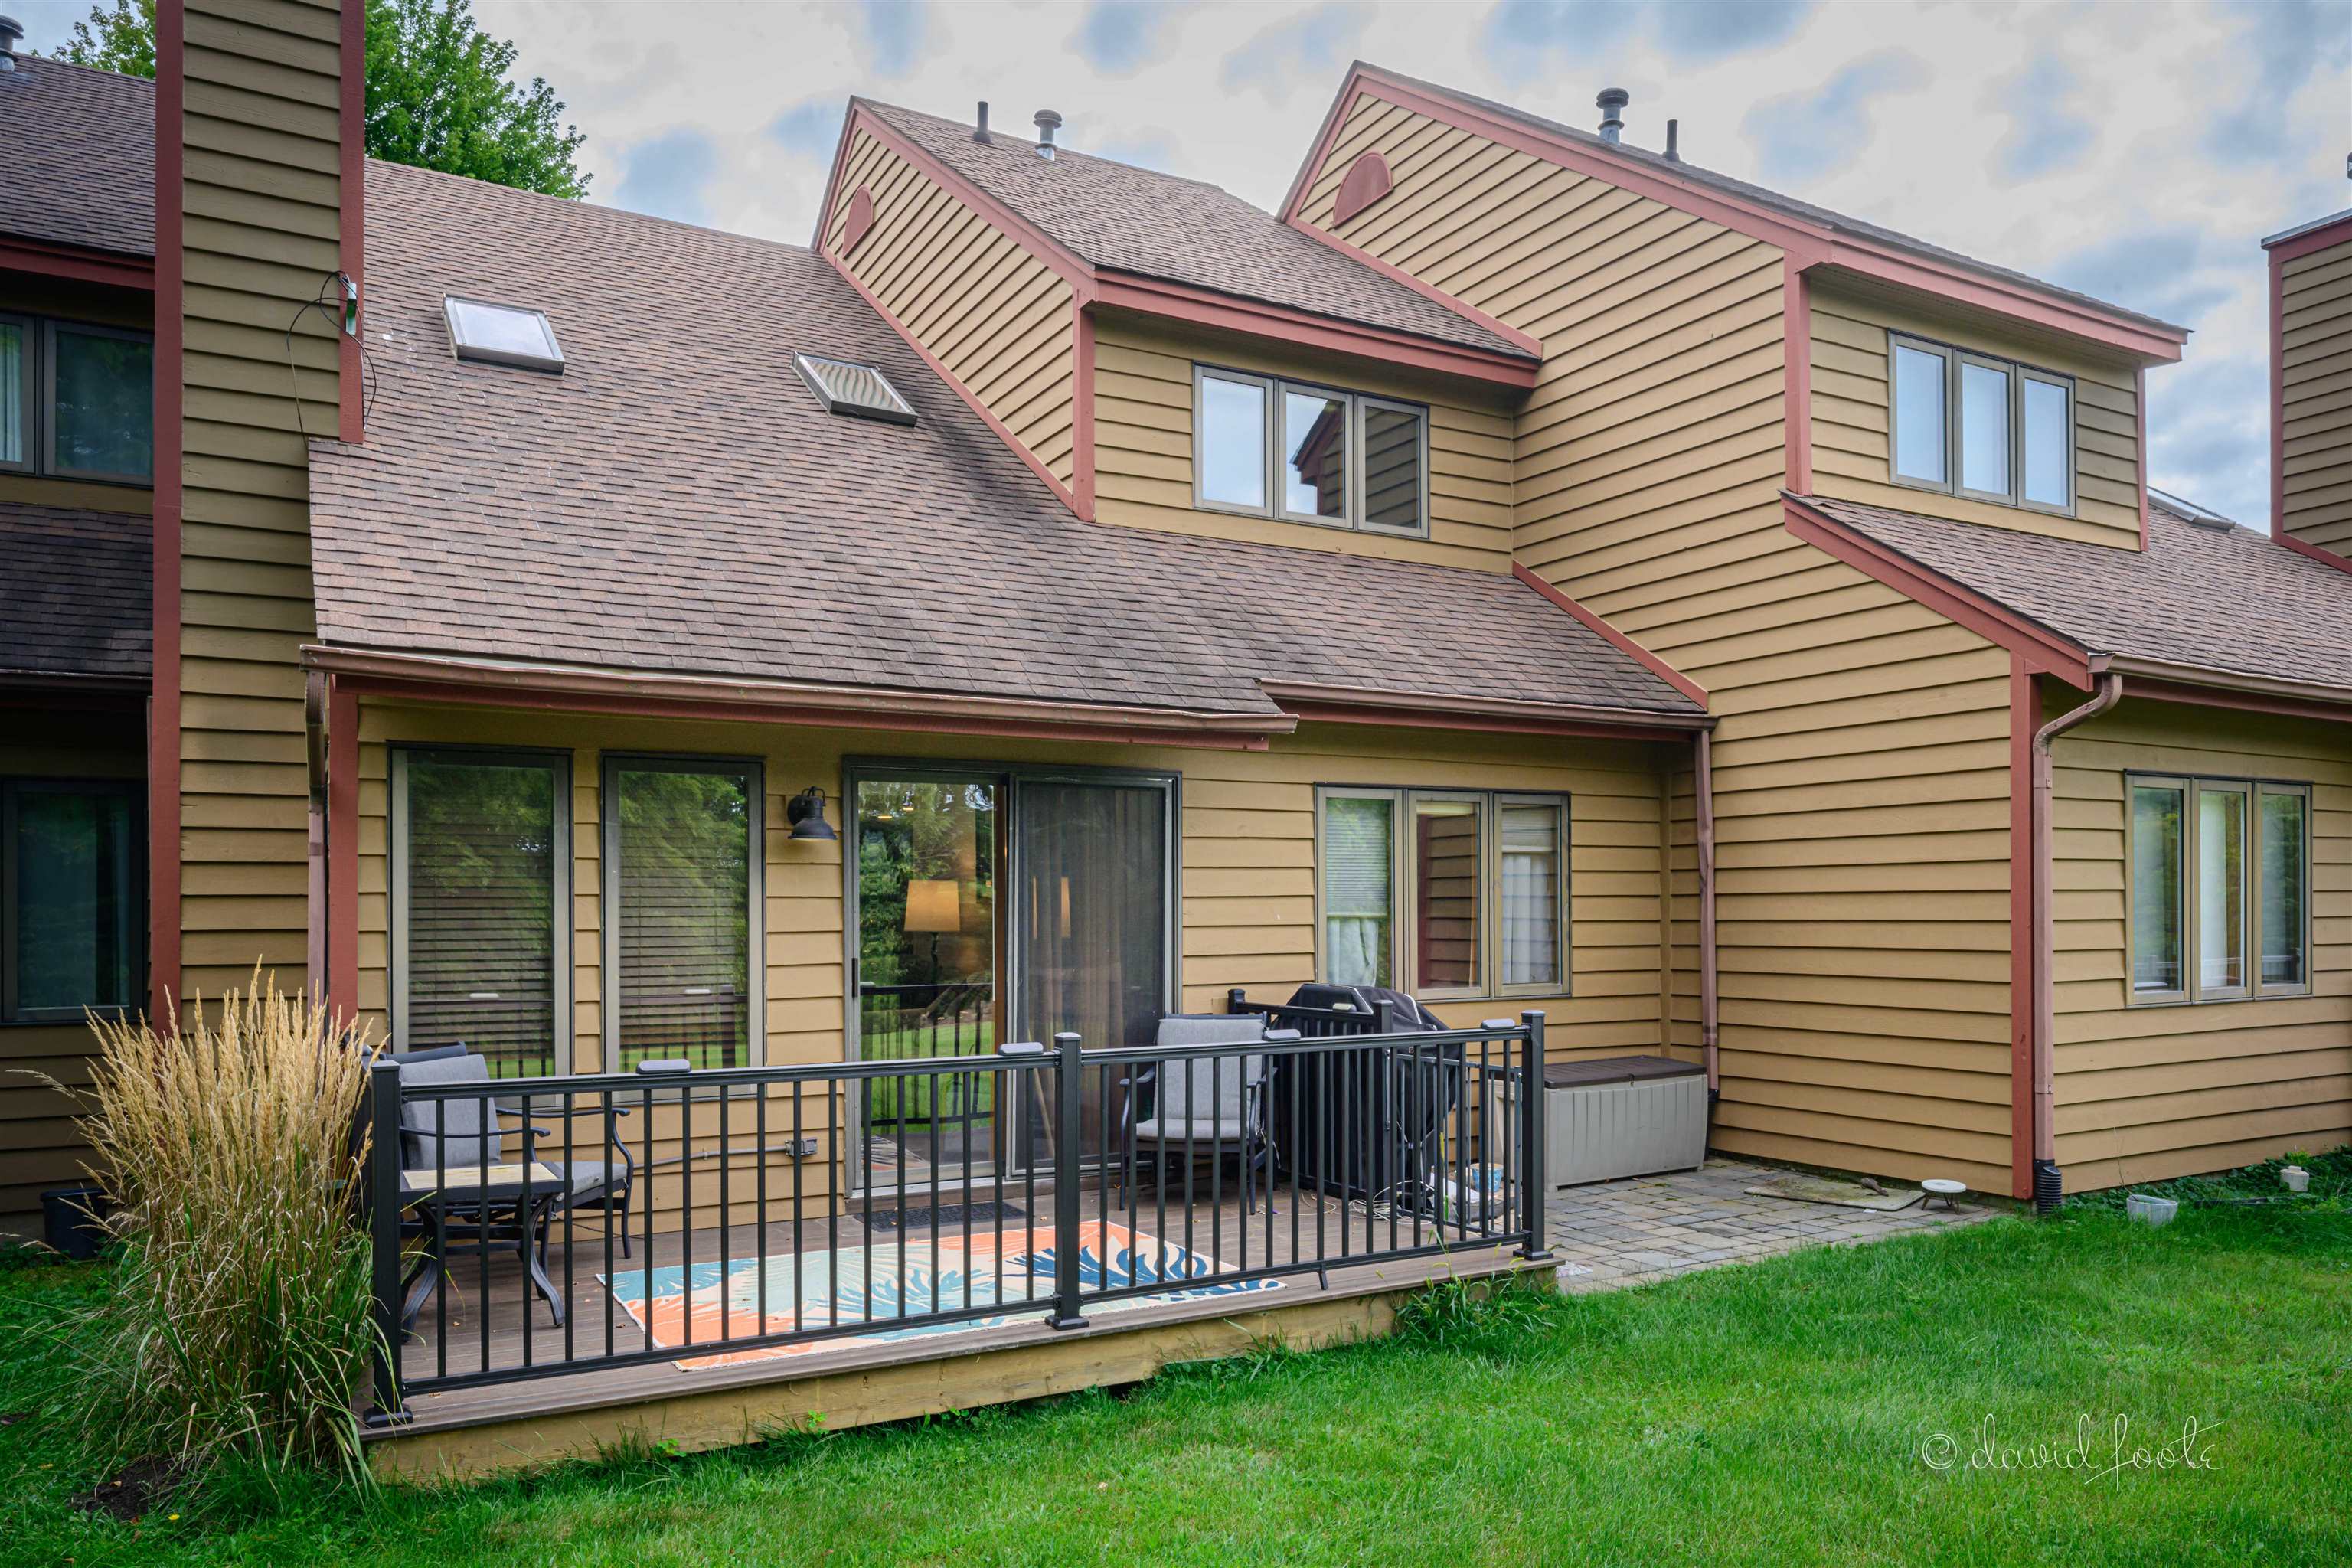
[40,1185,112,1260]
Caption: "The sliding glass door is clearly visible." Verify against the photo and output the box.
[848,763,1174,1190]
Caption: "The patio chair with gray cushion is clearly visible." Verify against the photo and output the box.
[1119,1014,1292,1216]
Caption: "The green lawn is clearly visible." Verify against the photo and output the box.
[4,1201,2346,1566]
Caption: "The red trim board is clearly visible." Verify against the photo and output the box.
[2006,656,2042,1201]
[337,0,364,445]
[2278,531,2352,579]
[148,0,185,1024]
[1510,562,1709,707]
[1783,260,1812,492]
[0,237,153,292]
[1779,495,2097,687]
[1284,67,2186,364]
[2135,365,2148,551]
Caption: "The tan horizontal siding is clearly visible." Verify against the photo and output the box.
[2050,700,2352,1189]
[1298,89,2017,1191]
[1089,314,1518,573]
[824,130,1076,492]
[172,0,345,1001]
[2279,234,2352,554]
[1809,278,2143,549]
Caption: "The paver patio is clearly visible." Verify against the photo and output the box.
[1547,1158,1994,1291]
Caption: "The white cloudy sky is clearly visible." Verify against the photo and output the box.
[16,0,2349,521]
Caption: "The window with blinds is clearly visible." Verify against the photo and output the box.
[1315,787,1569,1001]
[392,751,567,1076]
[605,757,763,1071]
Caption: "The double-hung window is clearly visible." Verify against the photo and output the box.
[0,779,142,1023]
[1888,332,2073,516]
[603,755,763,1071]
[1194,366,1429,537]
[0,313,154,484]
[391,749,570,1076]
[2128,775,2308,1004]
[1316,788,1567,1000]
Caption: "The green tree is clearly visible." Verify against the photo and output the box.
[49,0,590,199]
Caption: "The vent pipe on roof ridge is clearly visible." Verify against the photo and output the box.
[1033,109,1062,161]
[974,101,991,144]
[1596,87,1628,144]
[1664,119,1681,162]
[0,16,23,70]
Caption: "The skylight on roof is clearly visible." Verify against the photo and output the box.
[794,353,916,426]
[444,296,564,373]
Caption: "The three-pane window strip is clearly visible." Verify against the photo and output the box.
[1195,366,1429,537]
[1316,788,1568,1000]
[2129,775,2309,1004]
[0,313,154,482]
[1889,332,2073,515]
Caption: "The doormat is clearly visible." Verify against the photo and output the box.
[1743,1173,1923,1211]
[602,1223,1282,1372]
[861,1200,1026,1233]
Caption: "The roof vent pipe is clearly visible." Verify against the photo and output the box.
[1033,109,1062,162]
[1596,87,1628,144]
[973,101,991,144]
[1664,119,1681,162]
[0,15,22,70]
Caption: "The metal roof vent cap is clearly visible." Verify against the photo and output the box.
[0,16,24,70]
[1596,87,1628,144]
[1034,109,1062,161]
[974,100,991,144]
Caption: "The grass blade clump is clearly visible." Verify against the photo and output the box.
[69,969,384,1488]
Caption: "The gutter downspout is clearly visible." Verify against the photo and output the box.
[1696,730,1719,1099]
[2030,671,2122,1214]
[305,669,328,1001]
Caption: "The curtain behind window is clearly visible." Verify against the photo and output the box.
[1323,795,1393,988]
[404,756,558,1075]
[1499,803,1562,989]
[615,766,752,1070]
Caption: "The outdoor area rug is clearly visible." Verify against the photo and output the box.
[602,1223,1282,1371]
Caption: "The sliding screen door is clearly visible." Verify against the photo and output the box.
[392,750,567,1076]
[604,756,762,1071]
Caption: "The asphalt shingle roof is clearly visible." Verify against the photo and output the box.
[0,501,152,682]
[306,161,1697,721]
[0,57,154,257]
[858,100,1528,360]
[1357,64,2186,338]
[1799,494,2352,695]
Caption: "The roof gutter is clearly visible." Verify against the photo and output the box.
[2030,671,2122,1214]
[1259,680,1712,740]
[299,645,1294,749]
[2098,655,2352,720]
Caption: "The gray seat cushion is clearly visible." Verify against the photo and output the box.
[1134,1116,1248,1142]
[397,1052,501,1171]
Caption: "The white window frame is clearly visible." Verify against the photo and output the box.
[1313,786,1572,1003]
[1887,331,2077,518]
[1191,363,1430,538]
[599,752,766,1073]
[2125,771,2310,1008]
[389,746,574,1067]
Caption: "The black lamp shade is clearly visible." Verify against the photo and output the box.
[787,786,838,841]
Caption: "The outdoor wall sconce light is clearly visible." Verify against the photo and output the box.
[787,786,838,841]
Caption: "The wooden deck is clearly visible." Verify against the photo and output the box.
[371,1181,1539,1479]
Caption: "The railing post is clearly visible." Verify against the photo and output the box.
[364,1056,409,1426]
[1517,1012,1556,1264]
[1047,1031,1087,1330]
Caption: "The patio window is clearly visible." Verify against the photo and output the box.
[391,750,569,1076]
[1888,332,2074,516]
[0,311,153,483]
[1317,788,1569,1001]
[2128,774,2308,1004]
[603,756,763,1072]
[0,779,141,1023]
[1194,364,1427,537]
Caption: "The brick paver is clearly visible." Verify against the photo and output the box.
[1547,1158,1992,1292]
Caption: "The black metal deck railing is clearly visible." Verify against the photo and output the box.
[362,1008,1551,1423]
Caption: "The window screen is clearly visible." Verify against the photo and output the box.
[1282,387,1349,521]
[1958,360,2011,496]
[1891,342,1947,485]
[1199,372,1267,509]
[2129,781,2184,997]
[2259,788,2308,991]
[1362,402,1426,534]
[3,782,139,1021]
[1412,798,1483,993]
[610,760,758,1071]
[397,753,563,1076]
[1321,794,1395,988]
[0,319,24,468]
[1498,801,1564,991]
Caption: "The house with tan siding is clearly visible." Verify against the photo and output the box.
[2,10,2345,1278]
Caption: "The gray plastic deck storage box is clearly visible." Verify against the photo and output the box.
[1545,1057,1708,1187]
